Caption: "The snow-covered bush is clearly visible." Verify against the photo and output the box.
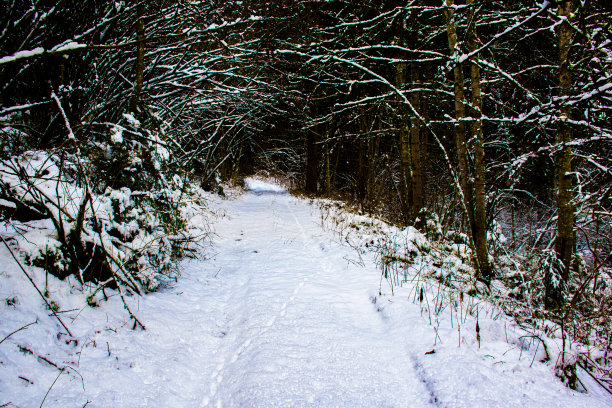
[0,114,203,303]
[87,113,170,193]
[487,220,508,255]
[414,208,443,241]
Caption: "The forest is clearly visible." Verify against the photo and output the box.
[0,0,611,401]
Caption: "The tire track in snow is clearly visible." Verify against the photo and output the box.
[201,196,325,408]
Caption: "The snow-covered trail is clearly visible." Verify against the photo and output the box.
[3,181,609,407]
[32,184,432,408]
[194,189,431,408]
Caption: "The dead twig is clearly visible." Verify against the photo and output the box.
[115,279,146,330]
[39,367,65,408]
[577,361,612,396]
[38,365,85,408]
[0,321,37,345]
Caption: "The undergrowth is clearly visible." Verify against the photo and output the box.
[0,113,211,329]
[315,199,612,395]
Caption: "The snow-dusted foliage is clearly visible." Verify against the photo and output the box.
[317,198,612,394]
[0,0,226,312]
[317,200,474,295]
[0,118,208,304]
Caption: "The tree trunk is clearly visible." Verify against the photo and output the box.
[445,0,478,263]
[130,4,145,112]
[396,59,412,221]
[547,0,576,310]
[445,0,470,217]
[325,138,331,193]
[410,61,424,214]
[358,115,369,200]
[467,0,492,281]
[367,134,380,204]
[305,129,319,194]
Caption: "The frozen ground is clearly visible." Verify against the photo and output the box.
[1,178,610,407]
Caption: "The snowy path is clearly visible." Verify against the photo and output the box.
[194,190,431,408]
[31,185,432,407]
[2,181,609,407]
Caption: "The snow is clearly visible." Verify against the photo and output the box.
[457,1,554,65]
[110,125,123,143]
[0,47,45,65]
[122,113,140,128]
[0,151,85,227]
[244,177,287,194]
[0,42,86,66]
[1,179,610,407]
[51,92,75,140]
[572,81,612,104]
[152,134,170,162]
[0,199,16,208]
[52,42,87,53]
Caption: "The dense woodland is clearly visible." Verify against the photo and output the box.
[0,0,611,388]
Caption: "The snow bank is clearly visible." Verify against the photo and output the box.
[315,198,612,401]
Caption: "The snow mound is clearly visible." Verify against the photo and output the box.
[244,177,286,194]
